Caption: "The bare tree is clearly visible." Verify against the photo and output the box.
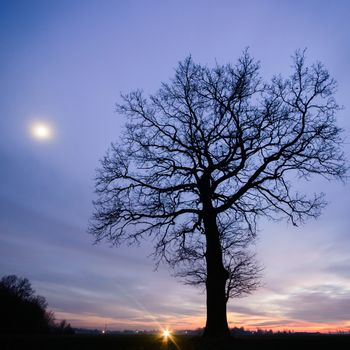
[0,275,34,300]
[90,50,346,338]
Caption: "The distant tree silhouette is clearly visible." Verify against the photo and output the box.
[0,275,53,334]
[0,274,73,334]
[90,50,346,338]
[55,319,75,335]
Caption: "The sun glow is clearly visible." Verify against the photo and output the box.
[29,121,53,141]
[161,328,180,350]
[162,328,171,338]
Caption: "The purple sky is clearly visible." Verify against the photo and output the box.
[1,0,350,332]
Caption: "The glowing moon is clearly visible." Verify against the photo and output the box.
[30,121,53,141]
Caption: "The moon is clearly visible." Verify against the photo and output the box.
[30,121,54,141]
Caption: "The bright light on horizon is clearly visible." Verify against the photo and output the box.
[162,328,171,338]
[29,121,54,141]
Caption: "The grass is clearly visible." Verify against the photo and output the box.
[1,333,350,349]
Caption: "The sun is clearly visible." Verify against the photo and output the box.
[162,328,171,338]
[30,121,53,141]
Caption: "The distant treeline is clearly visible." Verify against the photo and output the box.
[231,327,350,337]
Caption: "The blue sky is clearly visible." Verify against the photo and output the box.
[1,0,350,331]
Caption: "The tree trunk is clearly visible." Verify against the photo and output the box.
[202,213,230,338]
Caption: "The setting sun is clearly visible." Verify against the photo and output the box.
[162,329,171,338]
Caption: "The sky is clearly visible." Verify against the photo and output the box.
[0,0,350,333]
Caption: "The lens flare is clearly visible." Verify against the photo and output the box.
[162,328,171,338]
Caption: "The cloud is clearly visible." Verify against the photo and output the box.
[277,285,350,323]
[226,283,350,331]
[252,319,296,327]
[325,261,350,280]
[228,304,270,318]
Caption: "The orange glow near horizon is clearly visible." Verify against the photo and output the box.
[228,313,350,333]
[54,311,350,334]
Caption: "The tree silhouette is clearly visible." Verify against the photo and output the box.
[0,275,54,334]
[0,275,73,335]
[90,50,346,338]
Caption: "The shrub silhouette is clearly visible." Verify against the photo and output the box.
[55,319,74,334]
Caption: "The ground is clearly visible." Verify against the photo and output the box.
[2,333,350,349]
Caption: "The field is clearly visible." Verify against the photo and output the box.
[2,333,350,350]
